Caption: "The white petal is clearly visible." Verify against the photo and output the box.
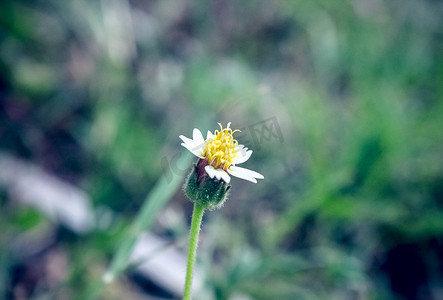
[179,134,194,146]
[205,165,231,183]
[193,128,205,145]
[233,149,253,165]
[204,165,217,178]
[236,144,249,154]
[227,165,264,183]
[190,139,206,154]
[206,130,214,140]
[235,145,249,159]
[181,142,204,158]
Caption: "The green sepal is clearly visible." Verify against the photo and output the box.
[184,163,230,210]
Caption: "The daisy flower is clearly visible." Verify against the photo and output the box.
[179,122,264,184]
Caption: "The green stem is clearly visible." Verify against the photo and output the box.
[183,203,205,300]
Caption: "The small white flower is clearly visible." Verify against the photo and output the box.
[180,123,264,183]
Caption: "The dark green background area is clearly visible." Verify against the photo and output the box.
[1,0,442,299]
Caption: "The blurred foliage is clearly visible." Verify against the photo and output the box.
[1,0,443,299]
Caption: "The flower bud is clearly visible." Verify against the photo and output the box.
[183,159,230,210]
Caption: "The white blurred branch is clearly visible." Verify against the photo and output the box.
[0,152,93,233]
[0,152,201,298]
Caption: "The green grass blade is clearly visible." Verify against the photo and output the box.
[104,151,192,282]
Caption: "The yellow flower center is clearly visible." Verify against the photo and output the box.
[204,123,240,170]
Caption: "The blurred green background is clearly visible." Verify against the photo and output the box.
[1,0,443,299]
